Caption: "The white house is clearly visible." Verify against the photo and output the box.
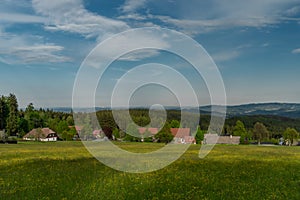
[23,128,58,142]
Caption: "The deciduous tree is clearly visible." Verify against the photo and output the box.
[233,120,249,144]
[252,122,269,145]
[283,128,299,146]
[155,122,173,143]
[195,126,205,144]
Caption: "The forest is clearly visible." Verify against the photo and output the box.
[0,93,299,145]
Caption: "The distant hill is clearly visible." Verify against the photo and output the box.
[199,103,300,119]
[50,103,300,119]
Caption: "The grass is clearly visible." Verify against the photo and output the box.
[0,142,300,199]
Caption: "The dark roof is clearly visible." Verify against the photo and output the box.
[23,128,56,139]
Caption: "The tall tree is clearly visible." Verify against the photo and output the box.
[195,126,205,144]
[283,128,299,146]
[18,117,29,137]
[6,94,19,136]
[233,120,249,144]
[0,96,9,130]
[170,120,180,128]
[252,122,269,145]
[155,122,173,143]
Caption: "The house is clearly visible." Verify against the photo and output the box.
[69,125,83,140]
[137,127,196,144]
[93,129,105,139]
[170,128,196,144]
[23,128,58,142]
[138,128,159,141]
[204,134,240,145]
[138,127,159,136]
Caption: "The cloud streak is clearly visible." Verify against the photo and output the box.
[292,48,300,54]
[0,29,70,64]
[32,0,129,39]
[120,0,147,13]
[10,44,71,63]
[119,0,300,35]
[0,12,46,23]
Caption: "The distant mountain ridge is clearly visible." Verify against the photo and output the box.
[200,103,300,119]
[50,103,300,119]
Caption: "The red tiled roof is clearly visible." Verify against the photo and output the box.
[138,128,159,135]
[147,128,159,135]
[170,128,190,137]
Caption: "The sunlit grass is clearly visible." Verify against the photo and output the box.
[0,142,299,199]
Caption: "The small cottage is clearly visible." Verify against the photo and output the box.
[23,128,58,142]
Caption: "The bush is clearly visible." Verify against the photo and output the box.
[0,136,18,144]
[270,138,279,145]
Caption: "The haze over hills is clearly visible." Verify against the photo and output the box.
[200,103,300,119]
[50,103,300,119]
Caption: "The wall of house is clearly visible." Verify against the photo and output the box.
[204,134,240,145]
[23,137,35,141]
[40,137,57,142]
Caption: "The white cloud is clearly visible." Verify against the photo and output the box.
[84,29,170,68]
[261,43,269,47]
[0,29,70,64]
[118,49,161,61]
[286,6,300,16]
[123,0,300,36]
[32,0,130,39]
[118,13,147,20]
[210,44,252,62]
[0,12,46,23]
[10,45,71,63]
[120,0,147,13]
[211,51,240,62]
[292,48,300,54]
[151,13,281,35]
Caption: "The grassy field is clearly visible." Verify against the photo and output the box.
[0,142,300,200]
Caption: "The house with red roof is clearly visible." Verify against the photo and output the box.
[138,127,159,136]
[170,128,195,144]
[138,127,159,142]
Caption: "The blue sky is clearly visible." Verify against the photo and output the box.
[1,0,300,108]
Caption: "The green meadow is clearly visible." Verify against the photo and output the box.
[0,142,300,200]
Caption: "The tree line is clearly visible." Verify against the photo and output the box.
[0,94,299,145]
[0,94,76,140]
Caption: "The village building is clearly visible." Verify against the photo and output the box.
[204,134,240,145]
[170,128,196,144]
[23,128,58,142]
[138,127,196,144]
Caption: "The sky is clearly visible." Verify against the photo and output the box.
[1,0,300,108]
